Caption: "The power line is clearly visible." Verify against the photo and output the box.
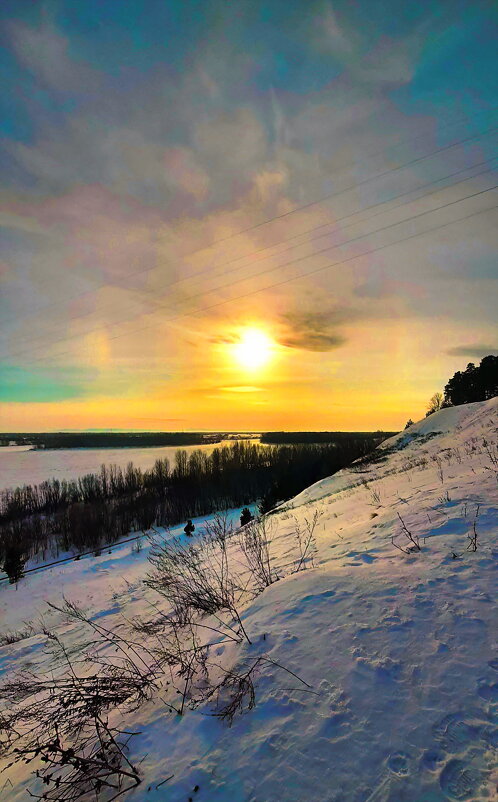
[170,120,497,244]
[107,187,498,337]
[3,114,497,326]
[9,185,497,365]
[8,180,498,360]
[9,151,498,351]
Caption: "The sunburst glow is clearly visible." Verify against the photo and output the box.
[233,328,274,371]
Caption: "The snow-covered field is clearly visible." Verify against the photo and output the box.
[1,399,497,801]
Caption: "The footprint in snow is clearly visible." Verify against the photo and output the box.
[439,758,484,800]
[431,712,482,753]
[300,589,336,603]
[316,679,352,739]
[354,655,403,682]
[481,727,498,747]
[476,681,498,702]
[421,749,446,772]
[386,751,411,777]
[266,732,290,756]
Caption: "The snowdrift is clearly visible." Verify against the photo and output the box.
[1,398,497,801]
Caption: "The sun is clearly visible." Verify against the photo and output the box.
[233,327,274,371]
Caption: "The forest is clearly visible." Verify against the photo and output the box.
[0,435,386,583]
[0,431,220,449]
[261,431,393,444]
[444,355,498,406]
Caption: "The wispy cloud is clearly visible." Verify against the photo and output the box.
[8,15,100,94]
[219,386,264,393]
[447,344,498,358]
[279,310,351,352]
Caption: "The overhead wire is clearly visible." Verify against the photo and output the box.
[8,148,498,352]
[8,183,497,365]
[2,112,497,326]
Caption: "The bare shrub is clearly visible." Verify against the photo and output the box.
[146,523,251,644]
[205,655,312,727]
[361,479,382,505]
[207,659,258,725]
[432,455,444,484]
[239,516,278,591]
[452,448,463,464]
[0,625,34,647]
[391,512,421,554]
[2,719,141,801]
[482,440,498,482]
[0,625,153,801]
[370,486,382,505]
[482,439,498,467]
[467,504,480,552]
[292,510,320,573]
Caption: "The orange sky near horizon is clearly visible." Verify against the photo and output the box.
[3,315,495,432]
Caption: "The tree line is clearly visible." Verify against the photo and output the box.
[260,431,393,444]
[0,431,220,449]
[0,437,383,583]
[443,355,498,406]
[423,354,498,419]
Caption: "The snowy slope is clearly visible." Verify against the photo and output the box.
[1,399,497,801]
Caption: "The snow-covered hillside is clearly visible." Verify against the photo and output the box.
[1,399,497,801]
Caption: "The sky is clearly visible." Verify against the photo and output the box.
[0,0,497,432]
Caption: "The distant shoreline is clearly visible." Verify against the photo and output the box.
[0,431,394,450]
[0,433,225,450]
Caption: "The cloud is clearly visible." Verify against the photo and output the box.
[357,35,421,86]
[2,3,497,410]
[446,344,498,358]
[312,2,423,87]
[279,310,350,352]
[8,17,100,94]
[219,386,264,393]
[163,147,210,201]
[354,271,427,301]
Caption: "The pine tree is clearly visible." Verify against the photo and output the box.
[240,507,254,526]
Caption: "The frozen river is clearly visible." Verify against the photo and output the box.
[0,440,258,491]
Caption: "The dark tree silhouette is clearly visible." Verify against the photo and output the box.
[404,419,414,430]
[425,392,443,416]
[3,545,25,584]
[444,355,498,406]
[240,507,254,527]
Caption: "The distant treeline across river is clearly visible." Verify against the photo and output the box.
[260,431,394,444]
[0,432,222,449]
[0,435,390,583]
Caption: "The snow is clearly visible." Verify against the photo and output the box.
[0,505,257,638]
[1,399,497,801]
